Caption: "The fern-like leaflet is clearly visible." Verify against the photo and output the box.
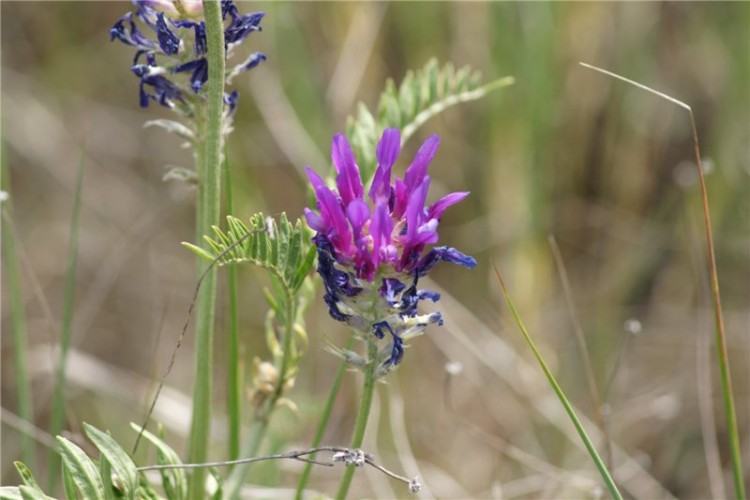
[345,58,514,182]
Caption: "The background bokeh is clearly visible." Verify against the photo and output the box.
[2,2,748,498]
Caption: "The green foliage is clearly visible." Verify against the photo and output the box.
[56,436,105,500]
[185,213,315,297]
[185,212,315,394]
[130,423,188,500]
[0,487,23,500]
[83,423,138,500]
[345,58,514,182]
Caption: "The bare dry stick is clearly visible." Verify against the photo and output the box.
[579,61,745,500]
[136,445,420,492]
[548,235,612,469]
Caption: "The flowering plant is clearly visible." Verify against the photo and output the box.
[110,0,265,116]
[305,128,476,374]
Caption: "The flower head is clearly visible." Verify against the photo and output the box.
[110,0,266,111]
[306,128,476,374]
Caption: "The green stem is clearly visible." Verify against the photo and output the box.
[187,2,224,498]
[494,268,623,500]
[2,188,36,471]
[223,290,296,498]
[335,339,379,500]
[295,337,355,500]
[48,153,84,492]
[224,157,241,464]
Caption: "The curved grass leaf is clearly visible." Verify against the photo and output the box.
[345,58,514,182]
[83,423,138,500]
[56,436,105,500]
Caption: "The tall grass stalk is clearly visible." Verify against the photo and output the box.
[2,180,37,470]
[187,1,225,497]
[493,266,623,500]
[294,337,355,500]
[579,62,745,500]
[224,156,241,464]
[47,152,85,492]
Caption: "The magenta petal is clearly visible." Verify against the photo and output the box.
[391,178,409,219]
[305,166,326,191]
[403,135,439,191]
[370,201,393,268]
[332,134,363,205]
[304,207,328,232]
[428,191,469,220]
[369,128,401,202]
[405,176,430,241]
[346,199,370,238]
[315,185,352,255]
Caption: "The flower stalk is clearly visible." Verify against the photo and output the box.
[335,337,379,500]
[186,1,224,497]
[303,128,476,497]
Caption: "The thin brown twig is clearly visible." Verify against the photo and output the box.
[547,235,612,469]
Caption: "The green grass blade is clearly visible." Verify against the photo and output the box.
[493,266,623,500]
[2,211,36,470]
[47,152,85,492]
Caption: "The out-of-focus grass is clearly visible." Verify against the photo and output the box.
[1,2,747,498]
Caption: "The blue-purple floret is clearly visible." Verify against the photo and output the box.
[110,0,266,109]
[306,128,476,370]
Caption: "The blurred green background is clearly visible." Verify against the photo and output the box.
[2,2,748,498]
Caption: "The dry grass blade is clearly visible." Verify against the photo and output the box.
[579,61,746,500]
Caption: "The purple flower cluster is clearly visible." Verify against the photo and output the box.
[110,0,265,110]
[306,128,476,372]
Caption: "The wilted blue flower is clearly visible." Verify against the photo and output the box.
[110,0,266,111]
[306,128,476,375]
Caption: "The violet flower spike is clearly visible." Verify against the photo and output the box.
[110,0,266,111]
[306,128,476,374]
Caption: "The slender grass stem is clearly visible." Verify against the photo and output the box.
[494,266,623,500]
[295,337,355,500]
[47,152,85,492]
[224,156,241,464]
[2,198,37,470]
[187,2,225,497]
[335,339,379,500]
[224,290,297,498]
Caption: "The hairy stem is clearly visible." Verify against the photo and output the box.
[187,2,224,498]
